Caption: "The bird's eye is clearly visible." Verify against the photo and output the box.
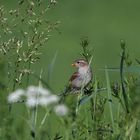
[77,61,80,64]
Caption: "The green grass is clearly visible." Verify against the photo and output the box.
[0,0,140,140]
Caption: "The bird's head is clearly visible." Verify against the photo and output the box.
[71,59,88,68]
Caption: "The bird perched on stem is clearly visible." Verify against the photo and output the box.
[63,59,93,95]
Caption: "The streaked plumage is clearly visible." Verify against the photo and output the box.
[65,59,92,93]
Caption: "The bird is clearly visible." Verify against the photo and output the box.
[63,59,93,94]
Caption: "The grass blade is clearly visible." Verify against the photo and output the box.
[105,67,115,131]
[100,66,140,73]
[135,58,140,65]
[120,41,129,113]
[32,73,53,91]
[79,94,94,105]
[78,88,107,105]
[47,51,58,84]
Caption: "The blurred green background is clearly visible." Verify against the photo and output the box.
[1,0,140,91]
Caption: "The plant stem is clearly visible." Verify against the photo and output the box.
[105,67,114,132]
[120,43,129,113]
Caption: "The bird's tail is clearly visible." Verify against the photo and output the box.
[58,86,71,103]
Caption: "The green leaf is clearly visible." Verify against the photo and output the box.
[78,88,107,105]
[100,66,140,73]
[79,94,94,105]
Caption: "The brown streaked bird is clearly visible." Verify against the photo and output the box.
[64,59,92,94]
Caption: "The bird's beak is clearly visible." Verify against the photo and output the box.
[71,63,76,67]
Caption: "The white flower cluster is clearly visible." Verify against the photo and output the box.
[7,86,68,116]
[25,86,59,108]
[54,104,68,116]
[8,89,24,103]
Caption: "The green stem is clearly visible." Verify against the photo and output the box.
[120,46,129,113]
[105,67,114,131]
[39,109,49,130]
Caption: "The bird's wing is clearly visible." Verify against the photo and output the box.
[69,72,79,83]
[61,73,79,95]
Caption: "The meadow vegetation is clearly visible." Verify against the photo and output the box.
[0,0,140,140]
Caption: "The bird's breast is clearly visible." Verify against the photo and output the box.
[71,70,92,88]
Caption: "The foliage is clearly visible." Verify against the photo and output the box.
[0,1,140,140]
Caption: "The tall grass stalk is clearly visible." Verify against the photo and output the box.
[38,52,58,130]
[120,40,129,113]
[105,67,115,132]
[39,109,50,129]
[47,51,58,84]
[93,76,98,121]
[125,118,137,140]
[31,69,43,138]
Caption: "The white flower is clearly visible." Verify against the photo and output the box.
[8,89,24,103]
[26,97,38,108]
[46,95,59,104]
[26,86,37,97]
[54,104,68,116]
[26,86,50,97]
[7,86,62,111]
[38,97,49,106]
[38,87,51,96]
[38,95,59,106]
